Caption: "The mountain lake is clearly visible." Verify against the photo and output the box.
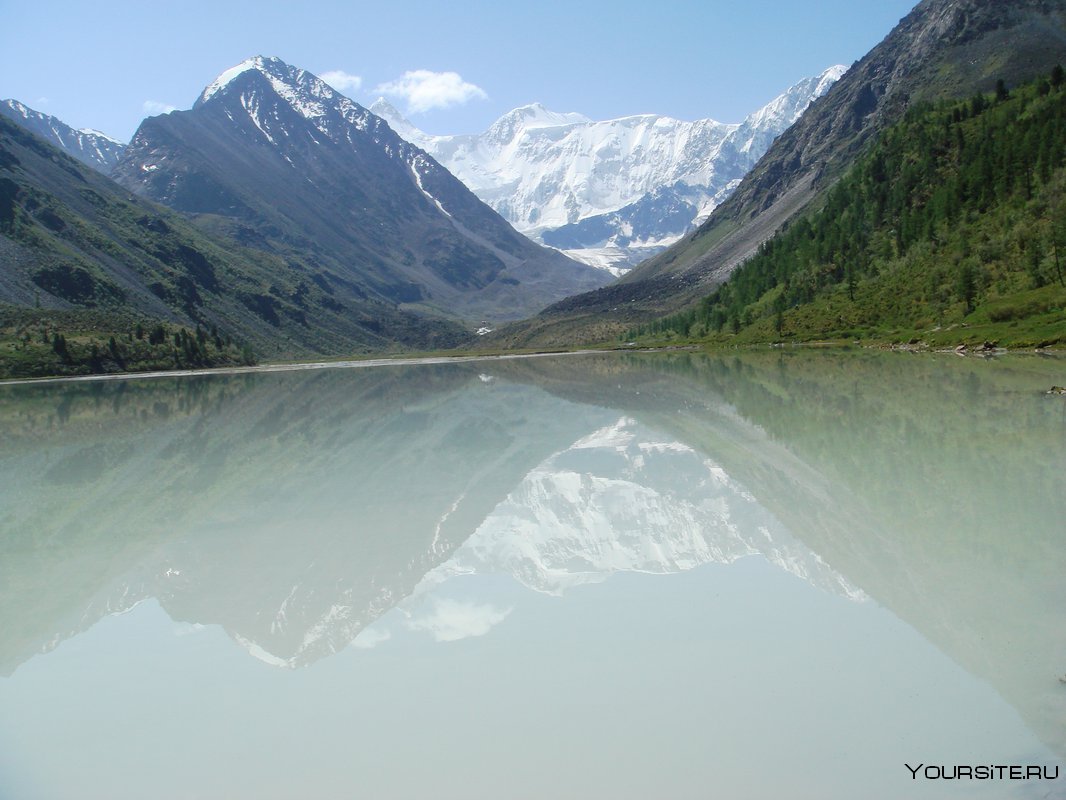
[0,349,1063,799]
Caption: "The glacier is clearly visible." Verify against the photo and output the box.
[372,65,846,271]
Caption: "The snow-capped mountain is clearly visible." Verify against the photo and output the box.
[0,99,126,173]
[371,66,845,271]
[112,56,609,324]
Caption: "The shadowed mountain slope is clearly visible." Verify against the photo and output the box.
[0,114,469,360]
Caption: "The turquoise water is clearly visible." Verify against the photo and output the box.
[1,350,1063,799]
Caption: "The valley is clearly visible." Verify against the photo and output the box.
[1,0,1064,373]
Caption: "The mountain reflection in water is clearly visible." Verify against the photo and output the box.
[0,350,1063,799]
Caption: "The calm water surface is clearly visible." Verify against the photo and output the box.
[0,350,1063,800]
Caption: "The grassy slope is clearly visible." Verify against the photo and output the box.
[632,74,1066,349]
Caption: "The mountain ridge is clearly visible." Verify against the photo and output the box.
[111,56,610,325]
[636,0,1066,285]
[0,99,126,174]
[371,66,845,271]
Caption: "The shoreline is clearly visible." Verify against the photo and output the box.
[1,342,1061,388]
[0,348,611,387]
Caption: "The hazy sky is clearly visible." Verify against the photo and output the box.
[1,0,917,141]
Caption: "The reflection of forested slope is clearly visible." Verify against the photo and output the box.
[0,365,614,672]
[497,350,1066,757]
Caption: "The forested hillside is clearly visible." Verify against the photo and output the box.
[0,113,470,379]
[635,70,1066,348]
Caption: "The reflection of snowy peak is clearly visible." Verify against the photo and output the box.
[230,585,401,669]
[371,66,844,271]
[16,394,862,674]
[420,417,864,599]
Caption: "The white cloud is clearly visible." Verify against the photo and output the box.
[351,626,391,650]
[320,70,363,94]
[34,96,50,106]
[406,598,511,642]
[142,100,177,116]
[375,70,487,114]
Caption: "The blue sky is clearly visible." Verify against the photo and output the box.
[1,0,917,142]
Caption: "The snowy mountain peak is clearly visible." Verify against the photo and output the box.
[0,98,126,173]
[486,103,591,142]
[77,127,124,145]
[3,98,29,117]
[369,97,418,138]
[369,97,407,123]
[194,55,346,118]
[189,55,380,145]
[730,65,847,154]
[510,102,591,127]
[197,55,285,105]
[817,64,849,94]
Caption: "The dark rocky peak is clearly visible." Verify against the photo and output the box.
[192,55,385,146]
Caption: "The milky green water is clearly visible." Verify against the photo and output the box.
[0,350,1063,800]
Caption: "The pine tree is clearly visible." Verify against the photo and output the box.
[52,334,68,362]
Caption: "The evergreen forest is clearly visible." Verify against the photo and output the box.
[633,69,1066,348]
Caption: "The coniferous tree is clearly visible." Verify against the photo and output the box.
[52,334,68,361]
